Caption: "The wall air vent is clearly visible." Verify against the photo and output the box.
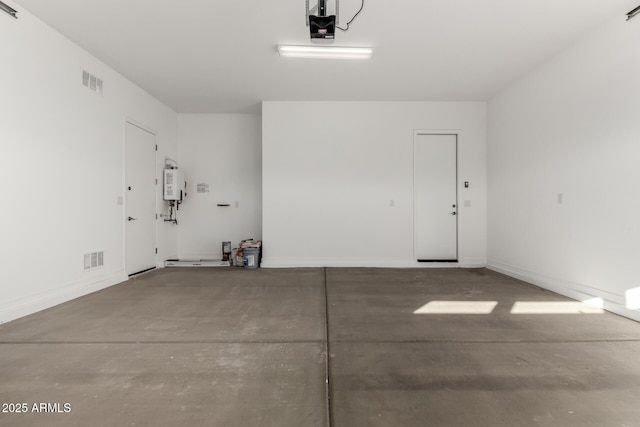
[83,251,104,271]
[82,69,103,94]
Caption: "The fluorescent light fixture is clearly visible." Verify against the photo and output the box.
[0,1,17,18]
[277,45,373,60]
[627,5,640,21]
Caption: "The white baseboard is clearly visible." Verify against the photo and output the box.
[261,257,407,268]
[487,260,640,322]
[457,257,487,268]
[177,252,222,261]
[261,257,486,269]
[0,271,128,324]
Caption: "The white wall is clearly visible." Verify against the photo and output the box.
[487,16,640,321]
[0,5,178,323]
[262,101,487,267]
[177,114,262,259]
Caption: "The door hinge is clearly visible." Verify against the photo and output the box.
[155,178,158,185]
[155,248,158,254]
[155,144,158,151]
[155,213,158,220]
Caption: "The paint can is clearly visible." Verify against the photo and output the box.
[243,247,260,269]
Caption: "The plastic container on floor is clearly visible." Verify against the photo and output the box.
[243,247,260,269]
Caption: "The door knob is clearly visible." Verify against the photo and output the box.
[128,216,137,221]
[451,212,457,216]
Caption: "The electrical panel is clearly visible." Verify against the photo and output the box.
[163,169,183,201]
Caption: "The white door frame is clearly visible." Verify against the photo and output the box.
[124,119,158,275]
[413,130,460,263]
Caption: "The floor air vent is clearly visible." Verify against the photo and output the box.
[82,69,103,94]
[83,251,104,271]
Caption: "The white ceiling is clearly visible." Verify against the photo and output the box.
[13,0,638,113]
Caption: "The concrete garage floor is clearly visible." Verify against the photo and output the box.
[0,268,639,426]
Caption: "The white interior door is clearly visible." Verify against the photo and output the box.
[414,133,458,261]
[125,122,157,275]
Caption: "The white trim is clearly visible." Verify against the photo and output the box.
[124,119,159,275]
[261,257,480,269]
[178,252,224,261]
[457,257,487,268]
[124,117,159,137]
[413,130,462,262]
[0,271,127,324]
[487,260,640,322]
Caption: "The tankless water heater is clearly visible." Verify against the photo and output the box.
[163,169,183,201]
